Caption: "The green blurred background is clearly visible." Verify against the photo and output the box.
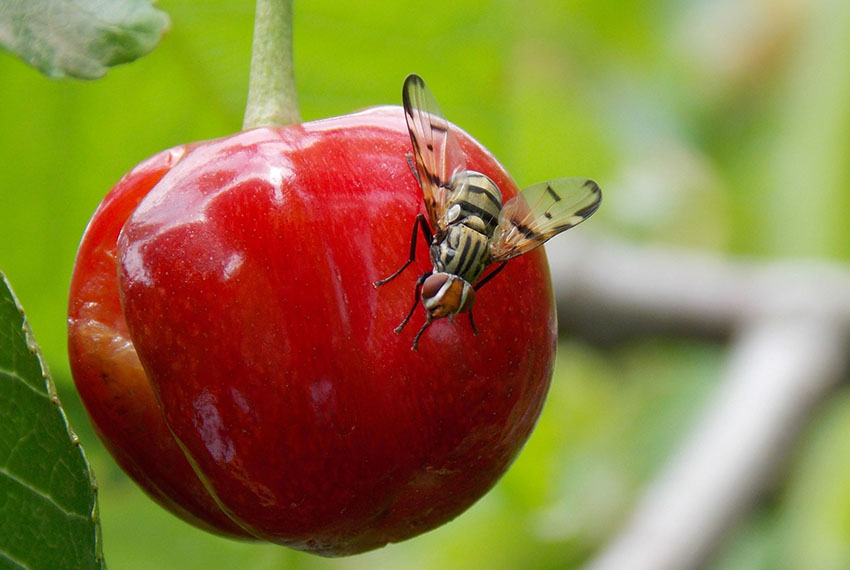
[2,0,850,568]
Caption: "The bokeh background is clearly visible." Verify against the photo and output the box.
[2,0,850,568]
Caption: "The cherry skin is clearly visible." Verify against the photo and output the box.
[68,143,254,539]
[69,105,556,555]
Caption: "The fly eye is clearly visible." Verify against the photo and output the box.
[421,273,449,301]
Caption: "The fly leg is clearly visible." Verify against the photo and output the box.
[467,311,479,335]
[395,272,433,351]
[395,272,430,334]
[406,153,421,186]
[373,213,433,287]
[412,315,433,351]
[466,262,508,336]
[473,262,508,292]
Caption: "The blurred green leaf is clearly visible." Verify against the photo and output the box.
[0,0,169,79]
[773,392,850,570]
[0,271,103,570]
[710,509,777,570]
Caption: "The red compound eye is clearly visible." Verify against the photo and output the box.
[422,273,450,300]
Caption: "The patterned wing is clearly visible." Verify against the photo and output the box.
[489,178,602,262]
[402,74,467,232]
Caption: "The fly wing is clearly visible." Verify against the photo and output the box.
[402,74,467,232]
[489,178,602,262]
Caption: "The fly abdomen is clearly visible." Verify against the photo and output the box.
[434,224,490,285]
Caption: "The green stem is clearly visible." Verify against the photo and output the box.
[242,0,300,129]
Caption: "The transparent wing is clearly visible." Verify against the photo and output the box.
[402,74,467,231]
[489,178,602,262]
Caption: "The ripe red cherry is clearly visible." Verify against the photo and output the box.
[69,105,556,555]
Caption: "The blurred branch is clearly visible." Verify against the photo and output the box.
[546,234,850,570]
[550,234,850,343]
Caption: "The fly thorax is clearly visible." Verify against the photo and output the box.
[447,170,503,237]
[421,273,475,318]
[461,215,487,234]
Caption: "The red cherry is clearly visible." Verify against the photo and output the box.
[69,105,556,555]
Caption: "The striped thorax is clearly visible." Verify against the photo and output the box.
[443,171,503,235]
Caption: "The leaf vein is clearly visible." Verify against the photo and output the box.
[0,465,87,521]
[0,550,30,570]
[0,366,48,399]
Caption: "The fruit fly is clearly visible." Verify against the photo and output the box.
[374,74,602,350]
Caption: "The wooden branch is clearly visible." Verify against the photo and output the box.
[548,233,850,343]
[584,316,848,570]
[542,234,850,570]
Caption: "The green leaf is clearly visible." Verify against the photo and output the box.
[0,271,103,570]
[0,0,169,79]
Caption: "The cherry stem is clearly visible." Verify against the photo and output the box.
[243,0,300,129]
